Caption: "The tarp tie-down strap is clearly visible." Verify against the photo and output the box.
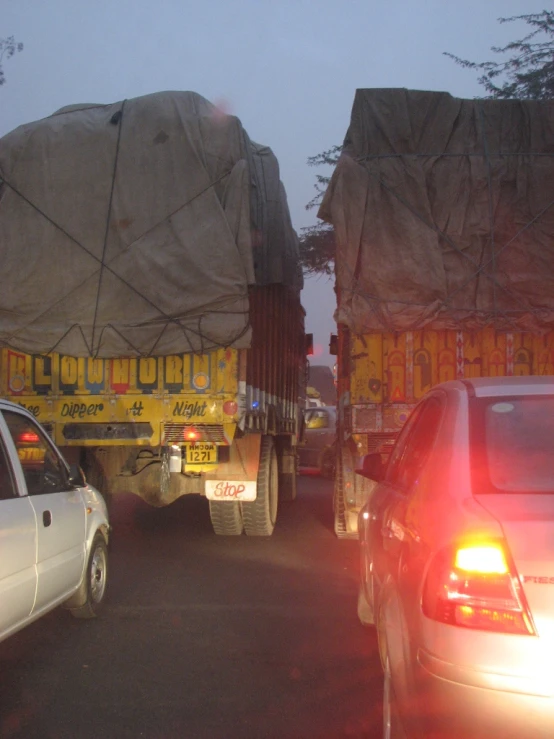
[478,102,497,319]
[355,156,551,326]
[0,127,244,358]
[91,102,127,354]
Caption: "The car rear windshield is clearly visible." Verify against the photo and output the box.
[470,394,554,494]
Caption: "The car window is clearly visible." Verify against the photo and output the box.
[386,397,443,491]
[385,404,425,482]
[2,410,70,496]
[305,409,330,429]
[0,437,18,501]
[470,394,554,494]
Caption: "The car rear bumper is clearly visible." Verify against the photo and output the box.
[409,648,554,738]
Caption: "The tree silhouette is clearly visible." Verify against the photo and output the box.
[445,11,554,99]
[0,36,24,86]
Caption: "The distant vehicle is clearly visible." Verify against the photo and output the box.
[299,406,336,478]
[306,397,324,408]
[357,376,554,739]
[0,400,110,643]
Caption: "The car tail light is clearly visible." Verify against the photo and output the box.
[19,431,40,444]
[422,541,536,635]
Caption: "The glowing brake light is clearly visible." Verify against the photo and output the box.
[422,541,536,636]
[455,545,508,575]
[19,431,40,444]
[184,429,198,441]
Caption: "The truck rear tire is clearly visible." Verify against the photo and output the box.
[82,451,112,510]
[277,441,297,502]
[242,435,278,536]
[209,501,244,536]
[320,445,336,479]
[334,445,358,539]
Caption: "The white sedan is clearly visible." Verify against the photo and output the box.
[0,399,110,642]
[358,376,554,739]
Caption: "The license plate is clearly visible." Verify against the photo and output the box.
[185,443,217,464]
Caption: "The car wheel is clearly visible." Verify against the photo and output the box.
[70,533,108,619]
[383,657,407,739]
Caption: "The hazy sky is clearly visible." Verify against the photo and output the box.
[1,0,547,367]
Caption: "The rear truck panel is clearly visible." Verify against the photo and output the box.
[0,285,306,536]
[334,325,554,538]
[1,347,239,448]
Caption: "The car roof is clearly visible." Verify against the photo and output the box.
[306,405,336,417]
[465,376,554,398]
[433,376,554,400]
[0,400,44,426]
[0,399,34,414]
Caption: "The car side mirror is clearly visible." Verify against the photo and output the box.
[357,453,385,482]
[69,464,86,487]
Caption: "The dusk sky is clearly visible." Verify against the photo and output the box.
[1,1,546,368]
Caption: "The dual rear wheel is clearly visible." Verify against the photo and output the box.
[208,435,279,537]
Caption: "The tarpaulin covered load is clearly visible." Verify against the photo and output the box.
[0,91,302,357]
[319,88,554,334]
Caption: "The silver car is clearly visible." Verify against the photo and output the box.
[357,377,554,739]
[0,400,110,642]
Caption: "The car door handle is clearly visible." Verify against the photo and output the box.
[43,510,52,527]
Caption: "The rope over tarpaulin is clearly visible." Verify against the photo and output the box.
[319,88,554,335]
[0,91,302,358]
[0,162,250,358]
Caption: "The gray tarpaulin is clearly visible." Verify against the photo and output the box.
[0,91,301,357]
[319,88,554,334]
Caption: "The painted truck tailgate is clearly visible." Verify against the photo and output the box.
[0,348,239,447]
[340,328,554,436]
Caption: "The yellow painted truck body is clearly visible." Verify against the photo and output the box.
[0,285,306,538]
[1,348,240,449]
[334,326,554,537]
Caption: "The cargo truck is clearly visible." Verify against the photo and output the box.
[0,91,307,536]
[319,88,554,538]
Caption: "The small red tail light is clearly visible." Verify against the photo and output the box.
[422,541,536,636]
[223,401,238,416]
[184,428,199,441]
[19,431,40,444]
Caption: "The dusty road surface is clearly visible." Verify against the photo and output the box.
[0,475,382,739]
